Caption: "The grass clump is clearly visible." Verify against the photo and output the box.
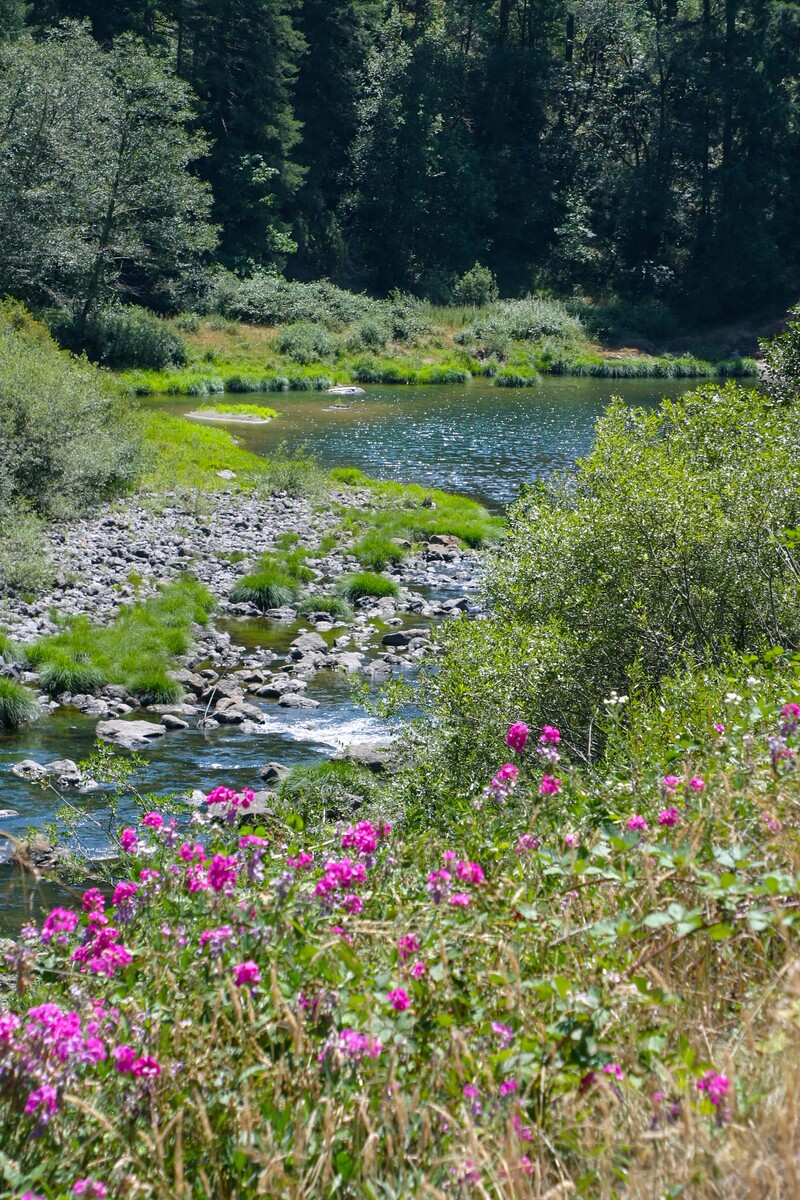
[230,559,301,611]
[0,677,40,730]
[352,531,408,571]
[296,595,354,621]
[338,571,400,602]
[277,758,379,825]
[197,403,277,418]
[27,576,214,700]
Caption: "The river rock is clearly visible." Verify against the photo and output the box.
[258,761,290,783]
[381,631,411,648]
[364,661,392,682]
[278,693,320,709]
[331,652,364,673]
[44,759,84,785]
[161,713,190,730]
[96,719,167,749]
[336,741,397,774]
[290,631,327,655]
[11,759,48,782]
[428,533,462,547]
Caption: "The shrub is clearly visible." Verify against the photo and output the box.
[0,678,40,729]
[338,572,400,602]
[296,595,354,621]
[0,505,55,594]
[0,304,142,521]
[346,318,389,353]
[230,566,300,611]
[210,270,378,328]
[48,305,188,370]
[257,444,328,498]
[451,262,499,307]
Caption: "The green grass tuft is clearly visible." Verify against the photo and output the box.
[338,572,401,602]
[296,595,355,621]
[230,566,300,611]
[0,678,40,730]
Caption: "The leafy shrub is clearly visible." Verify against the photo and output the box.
[0,678,39,729]
[338,572,400,602]
[277,759,379,825]
[0,304,142,520]
[762,306,800,402]
[257,444,328,498]
[346,318,389,353]
[276,322,338,364]
[48,305,188,370]
[451,262,499,307]
[210,270,377,329]
[458,295,584,346]
[174,312,201,333]
[0,505,55,594]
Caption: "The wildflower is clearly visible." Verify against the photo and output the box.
[142,812,164,829]
[449,893,471,908]
[207,854,238,894]
[73,1181,107,1199]
[239,834,268,849]
[487,762,519,799]
[516,833,539,853]
[499,1079,518,1096]
[540,725,561,743]
[81,888,106,915]
[24,1084,58,1120]
[112,881,138,907]
[762,811,782,833]
[662,775,680,793]
[41,907,79,944]
[781,703,800,719]
[113,1044,137,1073]
[689,776,705,792]
[179,841,206,862]
[602,1063,625,1080]
[512,1115,532,1141]
[410,961,427,978]
[185,864,210,893]
[455,859,485,885]
[492,1022,514,1045]
[342,894,363,914]
[132,1056,160,1078]
[657,807,680,827]
[626,814,648,832]
[505,722,529,752]
[463,1083,480,1099]
[443,849,457,862]
[697,1070,730,1108]
[287,851,314,869]
[233,960,261,988]
[335,1028,382,1060]
[713,723,726,733]
[539,774,562,795]
[341,820,391,856]
[198,925,234,952]
[397,933,420,960]
[387,988,410,1012]
[564,832,579,847]
[119,828,138,852]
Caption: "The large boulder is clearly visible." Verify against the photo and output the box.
[96,719,167,749]
[258,761,290,784]
[336,741,398,774]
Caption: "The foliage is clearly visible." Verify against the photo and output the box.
[0,506,55,595]
[138,412,270,492]
[338,571,400,601]
[3,689,800,1194]
[210,270,377,328]
[229,561,301,611]
[0,677,39,730]
[47,306,188,370]
[452,261,499,307]
[296,595,354,621]
[255,443,329,498]
[276,321,337,364]
[197,403,277,418]
[25,576,214,699]
[0,303,141,522]
[762,304,800,403]
[0,22,215,317]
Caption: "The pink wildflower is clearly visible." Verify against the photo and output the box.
[697,1071,730,1108]
[713,723,726,733]
[492,1022,514,1045]
[781,703,800,719]
[564,832,579,848]
[287,851,314,869]
[132,1056,160,1078]
[662,775,680,793]
[516,833,539,853]
[689,776,705,792]
[449,893,471,907]
[73,1182,107,1199]
[233,960,261,987]
[762,811,783,833]
[179,841,206,862]
[463,1083,480,1099]
[488,762,519,798]
[456,860,485,885]
[342,894,363,914]
[119,828,138,852]
[397,933,420,960]
[602,1063,625,1080]
[505,722,529,752]
[41,907,79,943]
[24,1084,58,1119]
[387,988,410,1012]
[540,725,561,743]
[539,774,562,795]
[410,961,427,978]
[626,814,648,832]
[658,807,680,827]
[142,812,163,829]
[239,834,267,848]
[112,881,138,907]
[81,888,105,915]
[499,1079,518,1096]
[207,854,238,893]
[113,1044,136,1073]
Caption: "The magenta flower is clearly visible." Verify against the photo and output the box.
[662,775,680,793]
[488,762,519,799]
[239,834,268,849]
[24,1084,58,1119]
[455,860,485,885]
[142,812,164,829]
[516,833,539,853]
[602,1063,625,1080]
[540,725,561,744]
[132,1056,161,1078]
[539,775,562,795]
[499,1079,518,1096]
[781,703,800,718]
[397,934,420,960]
[179,841,206,863]
[410,960,427,978]
[689,776,705,792]
[697,1070,730,1108]
[341,820,391,856]
[626,814,648,832]
[41,907,79,944]
[207,854,238,894]
[81,888,105,915]
[462,1083,480,1099]
[387,988,410,1012]
[449,893,471,908]
[713,723,725,733]
[762,811,782,833]
[342,894,363,914]
[505,722,529,752]
[113,1044,137,1073]
[233,960,261,988]
[657,807,680,827]
[491,1022,514,1045]
[73,1182,107,1199]
[112,881,138,907]
[564,832,579,848]
[119,827,138,852]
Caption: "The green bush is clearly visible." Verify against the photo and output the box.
[0,303,142,521]
[451,261,499,307]
[211,270,377,329]
[346,318,389,353]
[257,444,328,498]
[338,572,400,602]
[0,678,40,730]
[494,367,540,387]
[0,504,55,594]
[277,758,380,825]
[48,305,188,370]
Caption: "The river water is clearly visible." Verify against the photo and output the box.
[0,377,696,929]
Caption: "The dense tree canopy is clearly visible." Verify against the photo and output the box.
[4,0,800,317]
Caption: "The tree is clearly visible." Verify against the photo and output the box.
[0,22,216,317]
[0,0,26,39]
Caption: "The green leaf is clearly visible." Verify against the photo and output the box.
[643,911,673,929]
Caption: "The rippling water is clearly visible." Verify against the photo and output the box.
[160,376,696,508]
